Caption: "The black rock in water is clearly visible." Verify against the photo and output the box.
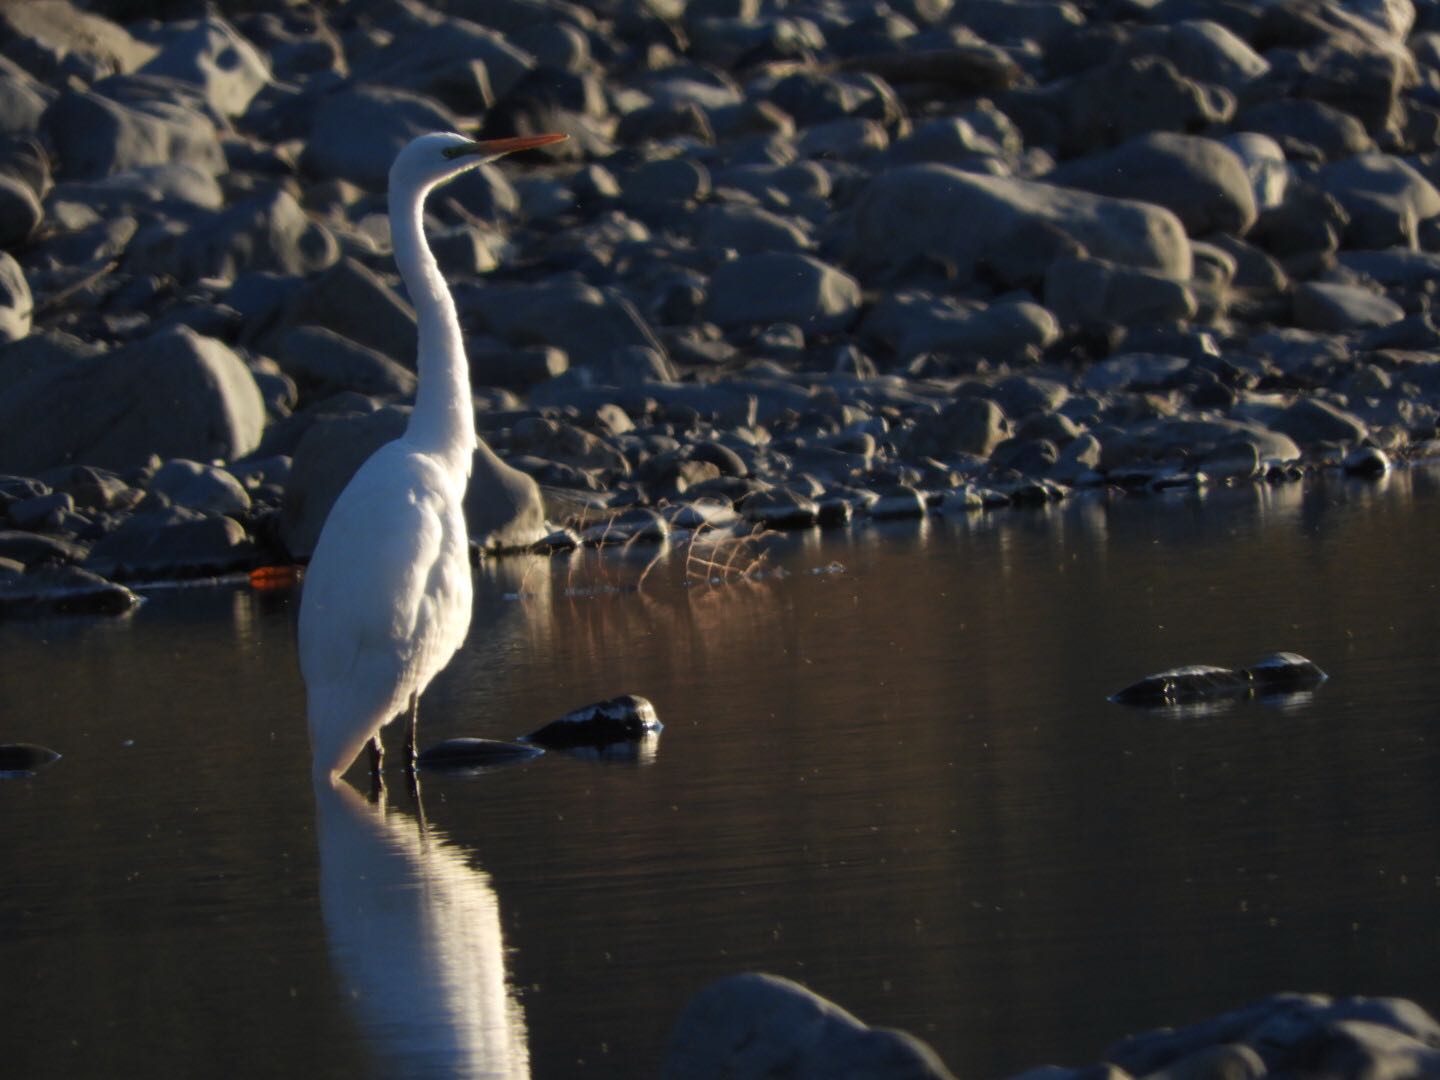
[0,743,60,775]
[521,694,662,748]
[1111,654,1328,707]
[1109,664,1252,706]
[415,738,543,772]
[1241,652,1329,694]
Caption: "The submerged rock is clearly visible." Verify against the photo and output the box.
[0,742,61,775]
[1110,654,1328,706]
[520,693,662,749]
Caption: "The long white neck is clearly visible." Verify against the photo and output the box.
[389,178,475,479]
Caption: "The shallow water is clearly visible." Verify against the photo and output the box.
[4,471,1440,1079]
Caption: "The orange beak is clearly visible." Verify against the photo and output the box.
[443,132,569,159]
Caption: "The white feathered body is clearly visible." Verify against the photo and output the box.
[299,440,472,780]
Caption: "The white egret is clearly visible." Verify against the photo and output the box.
[299,130,567,787]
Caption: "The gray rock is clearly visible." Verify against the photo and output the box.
[149,459,251,516]
[1045,257,1197,327]
[1234,98,1372,160]
[1005,55,1233,157]
[49,163,222,216]
[138,16,270,119]
[0,1,156,84]
[662,972,954,1080]
[465,439,549,553]
[861,293,1059,363]
[41,86,223,181]
[1046,133,1257,237]
[84,506,254,581]
[620,157,710,207]
[300,84,462,192]
[125,187,338,284]
[277,325,417,400]
[464,279,665,371]
[7,489,73,530]
[1316,153,1440,249]
[0,564,137,616]
[706,253,861,333]
[905,397,1009,459]
[347,16,535,113]
[1080,354,1189,393]
[691,202,812,254]
[0,529,87,567]
[1293,281,1404,332]
[0,59,53,137]
[0,251,29,344]
[952,0,1083,44]
[838,165,1192,286]
[1266,397,1369,447]
[1125,19,1270,91]
[1218,133,1289,213]
[1101,418,1302,470]
[740,486,821,527]
[0,326,264,475]
[1343,444,1390,474]
[510,416,628,474]
[284,257,418,367]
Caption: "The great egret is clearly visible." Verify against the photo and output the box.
[299,130,567,787]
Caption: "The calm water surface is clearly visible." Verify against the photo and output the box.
[4,472,1440,1078]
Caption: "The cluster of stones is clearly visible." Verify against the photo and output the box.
[663,974,1440,1080]
[5,0,1440,611]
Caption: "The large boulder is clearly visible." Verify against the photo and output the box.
[137,15,271,119]
[662,973,954,1080]
[835,164,1192,286]
[0,1,156,84]
[300,84,462,192]
[463,279,666,371]
[124,187,339,284]
[0,326,265,475]
[705,252,861,334]
[40,86,223,181]
[1046,132,1258,237]
[1316,154,1440,249]
[347,16,535,112]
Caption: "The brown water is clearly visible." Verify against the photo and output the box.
[4,471,1440,1078]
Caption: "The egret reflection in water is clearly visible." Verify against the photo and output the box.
[314,781,530,1079]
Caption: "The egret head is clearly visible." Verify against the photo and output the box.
[390,131,568,193]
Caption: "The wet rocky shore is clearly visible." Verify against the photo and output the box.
[4,0,1440,612]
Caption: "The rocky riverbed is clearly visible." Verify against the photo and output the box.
[2,0,1440,612]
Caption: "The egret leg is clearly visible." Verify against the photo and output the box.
[367,736,385,802]
[402,691,420,769]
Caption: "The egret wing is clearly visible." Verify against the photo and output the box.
[298,448,450,694]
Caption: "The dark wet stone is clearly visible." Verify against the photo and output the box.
[85,506,255,581]
[740,487,820,528]
[415,738,543,772]
[1342,445,1390,475]
[0,529,88,567]
[0,742,61,774]
[0,563,137,615]
[663,972,955,1080]
[869,484,927,520]
[521,694,663,749]
[1110,664,1254,706]
[1112,653,1327,706]
[1241,652,1328,694]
